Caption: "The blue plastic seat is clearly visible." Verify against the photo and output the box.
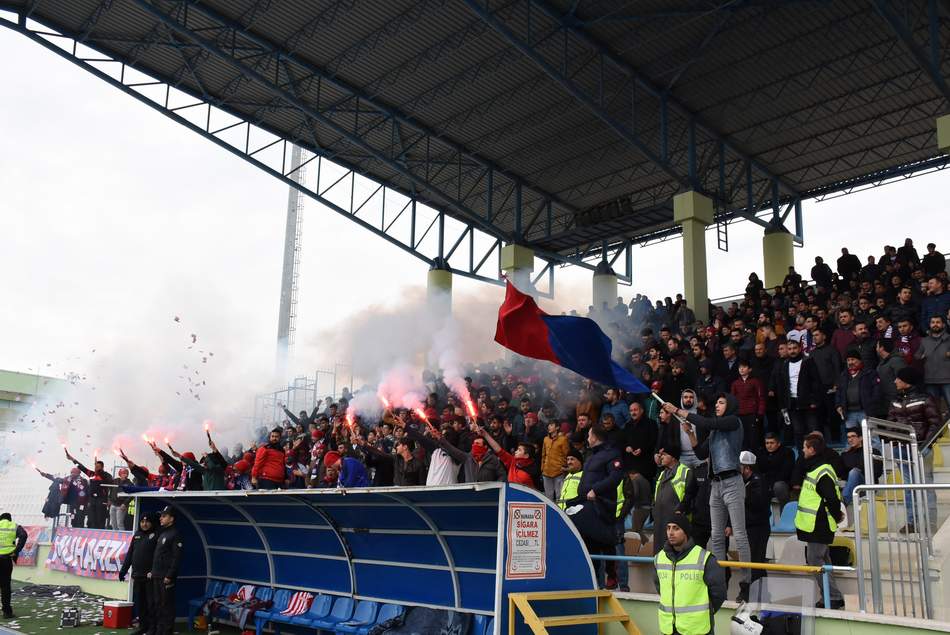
[333,600,379,634]
[254,589,293,621]
[485,617,495,635]
[309,597,355,630]
[254,587,275,602]
[346,606,404,635]
[772,501,798,533]
[187,580,228,626]
[287,594,333,625]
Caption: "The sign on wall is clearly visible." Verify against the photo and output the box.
[13,525,50,567]
[505,502,546,580]
[46,527,131,580]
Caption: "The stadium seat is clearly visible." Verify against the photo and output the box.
[288,594,335,626]
[187,579,229,627]
[858,500,888,535]
[342,603,404,635]
[485,617,495,635]
[771,501,798,533]
[261,593,332,635]
[254,589,293,621]
[254,586,275,602]
[332,600,380,634]
[309,597,355,631]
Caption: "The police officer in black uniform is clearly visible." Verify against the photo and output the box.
[119,513,160,635]
[150,506,182,635]
[576,425,624,587]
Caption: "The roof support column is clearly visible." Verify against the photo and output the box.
[939,114,950,153]
[427,259,452,314]
[501,244,535,294]
[763,221,795,290]
[673,191,714,324]
[593,261,618,315]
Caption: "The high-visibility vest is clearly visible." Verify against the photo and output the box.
[794,463,840,533]
[0,519,17,556]
[655,544,712,635]
[654,462,690,504]
[128,498,136,520]
[558,471,625,518]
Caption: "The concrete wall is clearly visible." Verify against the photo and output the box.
[605,595,950,635]
[12,544,128,600]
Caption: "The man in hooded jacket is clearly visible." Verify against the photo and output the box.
[663,392,752,601]
[119,513,160,635]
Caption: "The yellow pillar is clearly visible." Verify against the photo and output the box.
[763,224,795,289]
[501,244,535,293]
[673,191,714,324]
[427,265,452,313]
[592,261,618,313]
[939,114,950,153]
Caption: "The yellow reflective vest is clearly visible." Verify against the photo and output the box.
[654,462,690,503]
[794,463,840,533]
[655,544,712,635]
[558,471,625,518]
[0,519,17,556]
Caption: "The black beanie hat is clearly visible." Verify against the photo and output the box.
[897,367,923,386]
[668,512,692,537]
[567,448,584,463]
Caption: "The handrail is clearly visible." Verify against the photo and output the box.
[853,483,950,619]
[589,554,854,609]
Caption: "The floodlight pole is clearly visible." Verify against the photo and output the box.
[276,144,306,380]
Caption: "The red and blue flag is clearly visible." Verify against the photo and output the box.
[494,281,649,393]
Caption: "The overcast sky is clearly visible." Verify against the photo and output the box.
[2,26,948,392]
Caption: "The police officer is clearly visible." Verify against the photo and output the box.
[653,513,726,635]
[577,426,624,588]
[0,512,28,619]
[651,446,696,555]
[794,433,844,609]
[151,507,183,635]
[119,513,160,635]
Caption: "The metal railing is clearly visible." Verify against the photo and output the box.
[853,483,949,619]
[857,417,937,619]
[589,554,853,610]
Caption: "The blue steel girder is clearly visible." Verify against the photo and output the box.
[137,0,598,266]
[871,0,950,104]
[460,0,803,226]
[0,10,573,297]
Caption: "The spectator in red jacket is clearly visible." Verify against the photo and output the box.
[731,360,766,450]
[252,428,287,489]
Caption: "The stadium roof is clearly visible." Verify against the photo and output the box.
[2,0,948,271]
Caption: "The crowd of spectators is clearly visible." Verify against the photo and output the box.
[35,238,949,596]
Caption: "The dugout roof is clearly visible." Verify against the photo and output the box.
[2,0,948,257]
[134,482,596,631]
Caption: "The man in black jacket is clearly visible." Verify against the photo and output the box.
[809,327,842,441]
[737,452,771,583]
[119,513,160,635]
[151,507,183,635]
[756,432,795,509]
[578,426,624,587]
[770,339,822,448]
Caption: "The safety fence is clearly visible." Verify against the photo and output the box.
[853,483,949,619]
[589,554,852,610]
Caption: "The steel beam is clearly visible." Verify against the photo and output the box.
[0,11,561,294]
[460,0,802,223]
[872,0,950,104]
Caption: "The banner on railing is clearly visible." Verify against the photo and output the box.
[14,526,51,567]
[46,527,132,580]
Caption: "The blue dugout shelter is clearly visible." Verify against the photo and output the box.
[134,483,598,634]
